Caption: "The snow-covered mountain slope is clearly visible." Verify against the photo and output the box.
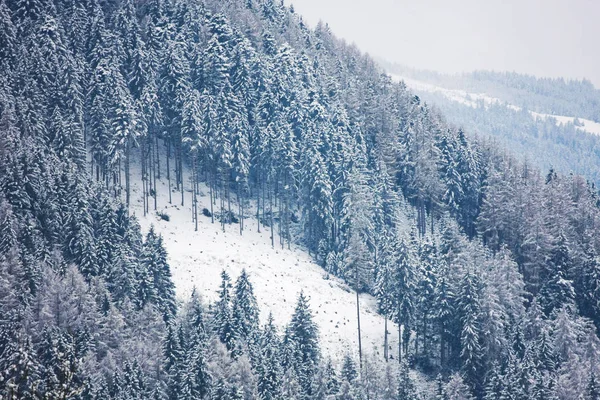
[128,160,397,361]
[390,74,600,136]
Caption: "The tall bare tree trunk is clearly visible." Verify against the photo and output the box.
[141,141,147,216]
[238,189,243,235]
[193,154,198,231]
[356,264,363,368]
[398,322,402,363]
[256,171,261,233]
[153,137,157,211]
[156,135,160,179]
[384,317,389,362]
[227,174,232,226]
[209,168,214,224]
[167,139,172,204]
[270,179,274,248]
[125,140,130,207]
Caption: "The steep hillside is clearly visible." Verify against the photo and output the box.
[2,0,600,398]
[382,65,600,184]
[381,62,600,122]
[129,157,399,360]
[389,74,600,136]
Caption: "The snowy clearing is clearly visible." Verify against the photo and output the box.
[128,160,398,362]
[390,74,600,136]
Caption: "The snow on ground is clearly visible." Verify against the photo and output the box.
[128,160,397,362]
[390,74,600,136]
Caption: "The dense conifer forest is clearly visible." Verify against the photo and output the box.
[1,0,600,398]
[381,63,600,123]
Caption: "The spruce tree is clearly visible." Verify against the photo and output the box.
[214,270,235,351]
[286,291,320,398]
[458,271,484,395]
[231,269,259,355]
[396,360,416,400]
[257,313,282,400]
[142,227,177,319]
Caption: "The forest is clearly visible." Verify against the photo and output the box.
[411,90,600,185]
[381,62,600,123]
[1,0,600,399]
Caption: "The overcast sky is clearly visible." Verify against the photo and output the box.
[289,0,600,87]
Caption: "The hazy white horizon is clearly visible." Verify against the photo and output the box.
[289,0,600,88]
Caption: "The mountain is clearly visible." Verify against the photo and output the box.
[1,0,600,399]
[380,61,600,185]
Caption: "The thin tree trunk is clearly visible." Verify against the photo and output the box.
[356,264,363,369]
[440,326,446,370]
[209,168,214,224]
[403,327,410,358]
[148,136,153,198]
[221,172,226,232]
[286,195,291,250]
[167,139,172,204]
[153,137,157,211]
[278,186,283,249]
[384,317,388,362]
[227,174,232,226]
[262,174,266,229]
[423,315,427,360]
[430,208,434,235]
[156,134,160,179]
[125,140,130,207]
[284,174,290,249]
[174,139,180,191]
[256,171,261,233]
[270,179,274,248]
[237,189,242,235]
[141,142,147,216]
[194,156,198,231]
[180,139,184,206]
[398,322,402,363]
[117,158,121,197]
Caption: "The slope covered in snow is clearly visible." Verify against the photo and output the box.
[128,158,397,362]
[390,74,600,136]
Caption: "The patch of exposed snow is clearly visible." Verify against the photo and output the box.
[128,157,398,362]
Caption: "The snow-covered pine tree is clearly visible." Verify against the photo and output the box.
[286,291,320,398]
[142,226,177,319]
[457,270,484,395]
[257,313,283,400]
[231,269,259,356]
[214,270,235,351]
[392,238,416,362]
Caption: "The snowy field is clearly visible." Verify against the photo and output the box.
[128,160,398,362]
[390,74,600,136]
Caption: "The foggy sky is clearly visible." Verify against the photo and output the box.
[289,0,600,88]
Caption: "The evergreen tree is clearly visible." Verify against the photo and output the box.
[457,271,484,395]
[444,373,475,400]
[340,353,358,383]
[257,313,282,400]
[539,233,576,316]
[231,269,259,355]
[396,360,416,400]
[142,227,177,319]
[393,238,416,361]
[324,358,340,396]
[0,328,42,399]
[215,270,235,351]
[286,291,320,398]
